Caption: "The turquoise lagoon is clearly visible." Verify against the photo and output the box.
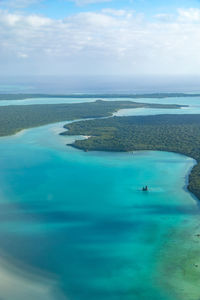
[0,120,200,300]
[0,97,200,299]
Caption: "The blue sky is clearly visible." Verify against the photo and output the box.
[1,0,200,76]
[4,0,200,18]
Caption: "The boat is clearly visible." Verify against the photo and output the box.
[142,186,148,191]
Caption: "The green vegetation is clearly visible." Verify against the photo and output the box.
[0,100,181,136]
[0,93,200,101]
[62,114,200,200]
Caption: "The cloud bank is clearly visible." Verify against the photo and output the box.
[0,8,200,75]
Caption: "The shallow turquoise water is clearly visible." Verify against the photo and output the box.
[113,96,200,116]
[0,122,199,300]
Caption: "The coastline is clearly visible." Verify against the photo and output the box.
[63,114,200,202]
[183,158,198,201]
[67,135,200,202]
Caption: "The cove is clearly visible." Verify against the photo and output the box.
[0,122,199,300]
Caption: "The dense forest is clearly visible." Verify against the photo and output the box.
[62,114,200,200]
[0,93,200,100]
[0,100,181,136]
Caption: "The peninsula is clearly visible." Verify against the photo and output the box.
[61,114,200,200]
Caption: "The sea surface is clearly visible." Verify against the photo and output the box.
[0,96,200,299]
[1,75,200,93]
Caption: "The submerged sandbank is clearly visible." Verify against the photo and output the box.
[0,256,66,300]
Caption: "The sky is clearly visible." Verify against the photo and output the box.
[1,0,200,76]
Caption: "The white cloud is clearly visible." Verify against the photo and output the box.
[1,8,200,75]
[178,8,200,22]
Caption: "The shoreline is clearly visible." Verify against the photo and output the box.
[68,139,200,202]
[183,159,198,202]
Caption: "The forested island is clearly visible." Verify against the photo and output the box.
[0,100,181,136]
[0,93,200,101]
[62,114,200,200]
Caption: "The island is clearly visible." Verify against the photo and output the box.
[0,100,182,136]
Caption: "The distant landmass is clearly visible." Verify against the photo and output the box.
[0,93,200,100]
